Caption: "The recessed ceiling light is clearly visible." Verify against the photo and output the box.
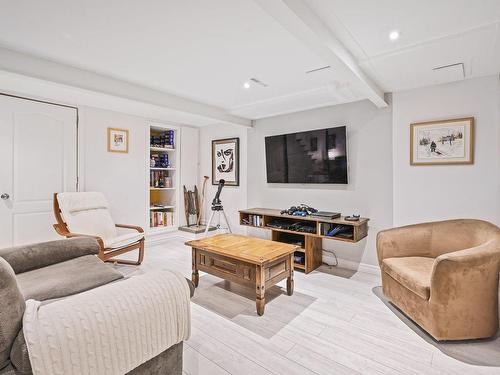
[243,82,250,89]
[389,30,400,41]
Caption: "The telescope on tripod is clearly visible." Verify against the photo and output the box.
[204,179,232,235]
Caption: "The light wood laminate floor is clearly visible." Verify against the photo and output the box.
[116,235,500,375]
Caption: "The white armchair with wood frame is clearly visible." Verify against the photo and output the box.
[53,192,144,265]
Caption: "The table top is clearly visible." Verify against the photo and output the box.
[185,234,297,265]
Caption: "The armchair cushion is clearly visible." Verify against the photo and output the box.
[105,231,144,249]
[17,255,123,301]
[381,257,434,300]
[57,192,117,242]
[0,238,100,274]
[0,258,25,370]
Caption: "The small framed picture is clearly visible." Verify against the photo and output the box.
[212,137,239,186]
[107,128,129,153]
[410,117,474,165]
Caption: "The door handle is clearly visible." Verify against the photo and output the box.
[1,193,9,200]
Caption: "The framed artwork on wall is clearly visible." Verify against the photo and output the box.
[107,127,129,153]
[212,137,239,186]
[410,117,474,165]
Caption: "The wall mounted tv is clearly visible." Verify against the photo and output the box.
[265,126,348,184]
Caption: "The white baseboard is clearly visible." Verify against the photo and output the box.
[323,253,380,276]
[146,233,381,276]
[145,229,191,246]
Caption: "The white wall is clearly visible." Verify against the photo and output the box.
[247,99,393,268]
[81,107,149,228]
[0,73,201,235]
[198,123,248,234]
[81,106,199,231]
[393,76,500,226]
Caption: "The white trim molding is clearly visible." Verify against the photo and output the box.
[323,252,381,276]
[0,46,251,127]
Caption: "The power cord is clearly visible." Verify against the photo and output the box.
[322,248,339,267]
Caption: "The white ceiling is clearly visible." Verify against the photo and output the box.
[307,0,500,91]
[0,0,498,122]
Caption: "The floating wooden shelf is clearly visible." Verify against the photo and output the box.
[150,167,175,171]
[150,187,176,191]
[239,208,369,274]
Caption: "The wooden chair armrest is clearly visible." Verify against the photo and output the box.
[115,224,144,233]
[64,232,105,249]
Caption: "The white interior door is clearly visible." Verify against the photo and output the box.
[0,95,77,248]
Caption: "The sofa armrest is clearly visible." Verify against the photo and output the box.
[376,223,433,265]
[0,237,101,274]
[9,330,30,375]
[430,240,500,304]
[0,258,25,371]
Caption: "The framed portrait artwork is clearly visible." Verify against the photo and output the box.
[107,127,129,153]
[212,137,239,186]
[410,117,474,165]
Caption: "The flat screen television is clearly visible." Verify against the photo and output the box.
[265,126,348,184]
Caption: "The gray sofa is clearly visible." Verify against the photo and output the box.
[0,238,193,375]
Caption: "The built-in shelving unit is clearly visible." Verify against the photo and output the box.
[239,208,369,274]
[148,124,179,232]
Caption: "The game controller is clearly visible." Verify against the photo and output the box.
[280,204,318,216]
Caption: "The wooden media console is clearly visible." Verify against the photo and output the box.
[239,208,369,274]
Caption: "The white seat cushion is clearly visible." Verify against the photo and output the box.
[104,232,144,249]
[57,192,117,243]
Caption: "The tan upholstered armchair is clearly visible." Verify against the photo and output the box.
[377,219,500,341]
[53,192,145,265]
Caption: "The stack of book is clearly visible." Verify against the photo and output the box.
[242,215,263,227]
[150,153,169,168]
[150,211,174,227]
[150,171,172,188]
[150,130,175,149]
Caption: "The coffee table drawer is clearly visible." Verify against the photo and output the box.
[195,250,256,284]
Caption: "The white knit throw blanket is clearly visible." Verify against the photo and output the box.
[23,270,191,375]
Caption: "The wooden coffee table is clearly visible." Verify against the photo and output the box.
[185,234,297,315]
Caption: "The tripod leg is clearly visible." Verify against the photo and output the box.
[204,211,216,235]
[221,210,232,233]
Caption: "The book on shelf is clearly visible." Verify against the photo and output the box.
[150,170,173,188]
[150,153,170,168]
[150,210,174,227]
[253,215,262,226]
[150,130,175,149]
[242,215,263,227]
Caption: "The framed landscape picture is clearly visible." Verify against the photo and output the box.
[410,117,474,165]
[212,137,239,186]
[107,127,129,153]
